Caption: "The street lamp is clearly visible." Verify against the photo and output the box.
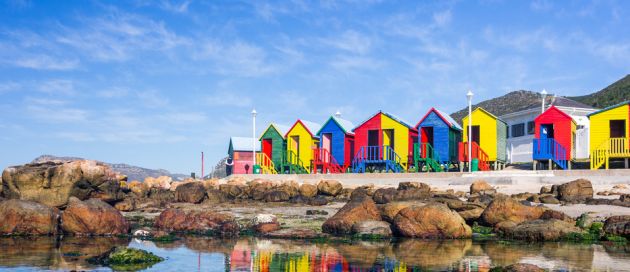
[541,89,548,113]
[467,90,473,173]
[251,109,257,170]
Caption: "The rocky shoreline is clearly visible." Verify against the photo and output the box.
[1,159,630,245]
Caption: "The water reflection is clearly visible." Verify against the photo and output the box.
[0,236,628,271]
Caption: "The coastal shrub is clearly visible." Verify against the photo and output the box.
[150,234,179,243]
[472,223,493,235]
[107,248,164,271]
[605,235,628,243]
[565,222,605,242]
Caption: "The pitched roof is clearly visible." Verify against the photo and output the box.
[535,105,576,124]
[587,100,630,117]
[285,119,321,138]
[230,137,261,152]
[352,111,415,131]
[316,116,355,135]
[416,108,462,131]
[465,107,507,125]
[551,96,595,109]
[259,123,290,140]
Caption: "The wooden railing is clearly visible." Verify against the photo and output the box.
[313,148,344,173]
[283,149,309,174]
[591,137,630,170]
[458,142,490,171]
[352,145,404,173]
[256,153,277,174]
[413,142,443,172]
[533,138,568,169]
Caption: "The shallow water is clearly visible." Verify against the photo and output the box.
[0,236,629,271]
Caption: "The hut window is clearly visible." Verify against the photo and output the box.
[511,123,525,137]
[610,120,626,138]
[527,121,535,135]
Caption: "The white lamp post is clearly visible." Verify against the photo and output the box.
[467,90,474,173]
[541,89,548,113]
[251,109,257,170]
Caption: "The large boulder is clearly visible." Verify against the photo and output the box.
[249,179,273,200]
[114,198,136,212]
[1,160,123,207]
[154,208,239,236]
[372,188,397,204]
[351,220,392,237]
[175,182,206,203]
[299,183,318,198]
[503,219,581,241]
[380,201,425,222]
[470,180,495,195]
[61,197,129,235]
[251,214,280,234]
[322,197,381,235]
[480,196,545,228]
[219,183,249,199]
[0,199,60,235]
[143,176,172,190]
[603,215,630,237]
[556,179,593,203]
[317,180,343,196]
[393,203,472,238]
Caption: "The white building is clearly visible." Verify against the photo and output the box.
[500,96,598,163]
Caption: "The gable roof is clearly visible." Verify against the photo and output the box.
[415,107,463,131]
[464,107,507,125]
[285,119,321,138]
[587,100,630,117]
[535,105,576,124]
[229,137,261,152]
[352,111,415,131]
[259,123,290,140]
[316,116,355,135]
[551,96,595,109]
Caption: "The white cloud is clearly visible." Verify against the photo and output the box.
[194,40,276,77]
[322,30,373,54]
[330,55,383,71]
[205,91,253,107]
[433,10,452,27]
[159,0,192,13]
[26,105,88,123]
[38,79,75,95]
[12,55,79,70]
[137,90,169,108]
[98,87,129,98]
[0,81,21,94]
[530,0,552,12]
[158,112,207,123]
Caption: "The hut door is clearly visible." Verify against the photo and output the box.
[368,130,379,147]
[291,136,300,157]
[262,139,273,159]
[540,124,554,139]
[383,129,394,148]
[322,133,332,163]
[470,126,480,145]
[421,127,434,146]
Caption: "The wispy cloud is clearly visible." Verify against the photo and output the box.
[0,81,21,94]
[205,90,253,107]
[98,87,129,98]
[137,90,169,108]
[159,0,192,13]
[38,79,75,95]
[193,40,276,77]
[322,30,373,54]
[12,55,79,70]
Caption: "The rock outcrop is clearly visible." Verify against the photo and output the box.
[61,197,129,235]
[393,203,472,239]
[470,180,495,195]
[322,197,380,235]
[154,208,239,236]
[175,182,206,203]
[1,160,123,207]
[555,179,593,203]
[603,215,630,237]
[0,199,60,235]
[480,196,545,229]
[251,214,280,234]
[317,180,343,196]
[299,183,318,198]
[351,220,392,237]
[503,219,581,241]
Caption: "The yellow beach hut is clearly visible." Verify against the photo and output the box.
[285,119,321,174]
[588,101,630,169]
[460,107,507,170]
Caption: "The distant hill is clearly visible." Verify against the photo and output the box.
[450,74,630,122]
[31,155,188,182]
[450,90,555,123]
[569,74,630,108]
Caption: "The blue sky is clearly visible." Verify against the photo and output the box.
[0,0,628,175]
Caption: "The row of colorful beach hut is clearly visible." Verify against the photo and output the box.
[227,101,630,174]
